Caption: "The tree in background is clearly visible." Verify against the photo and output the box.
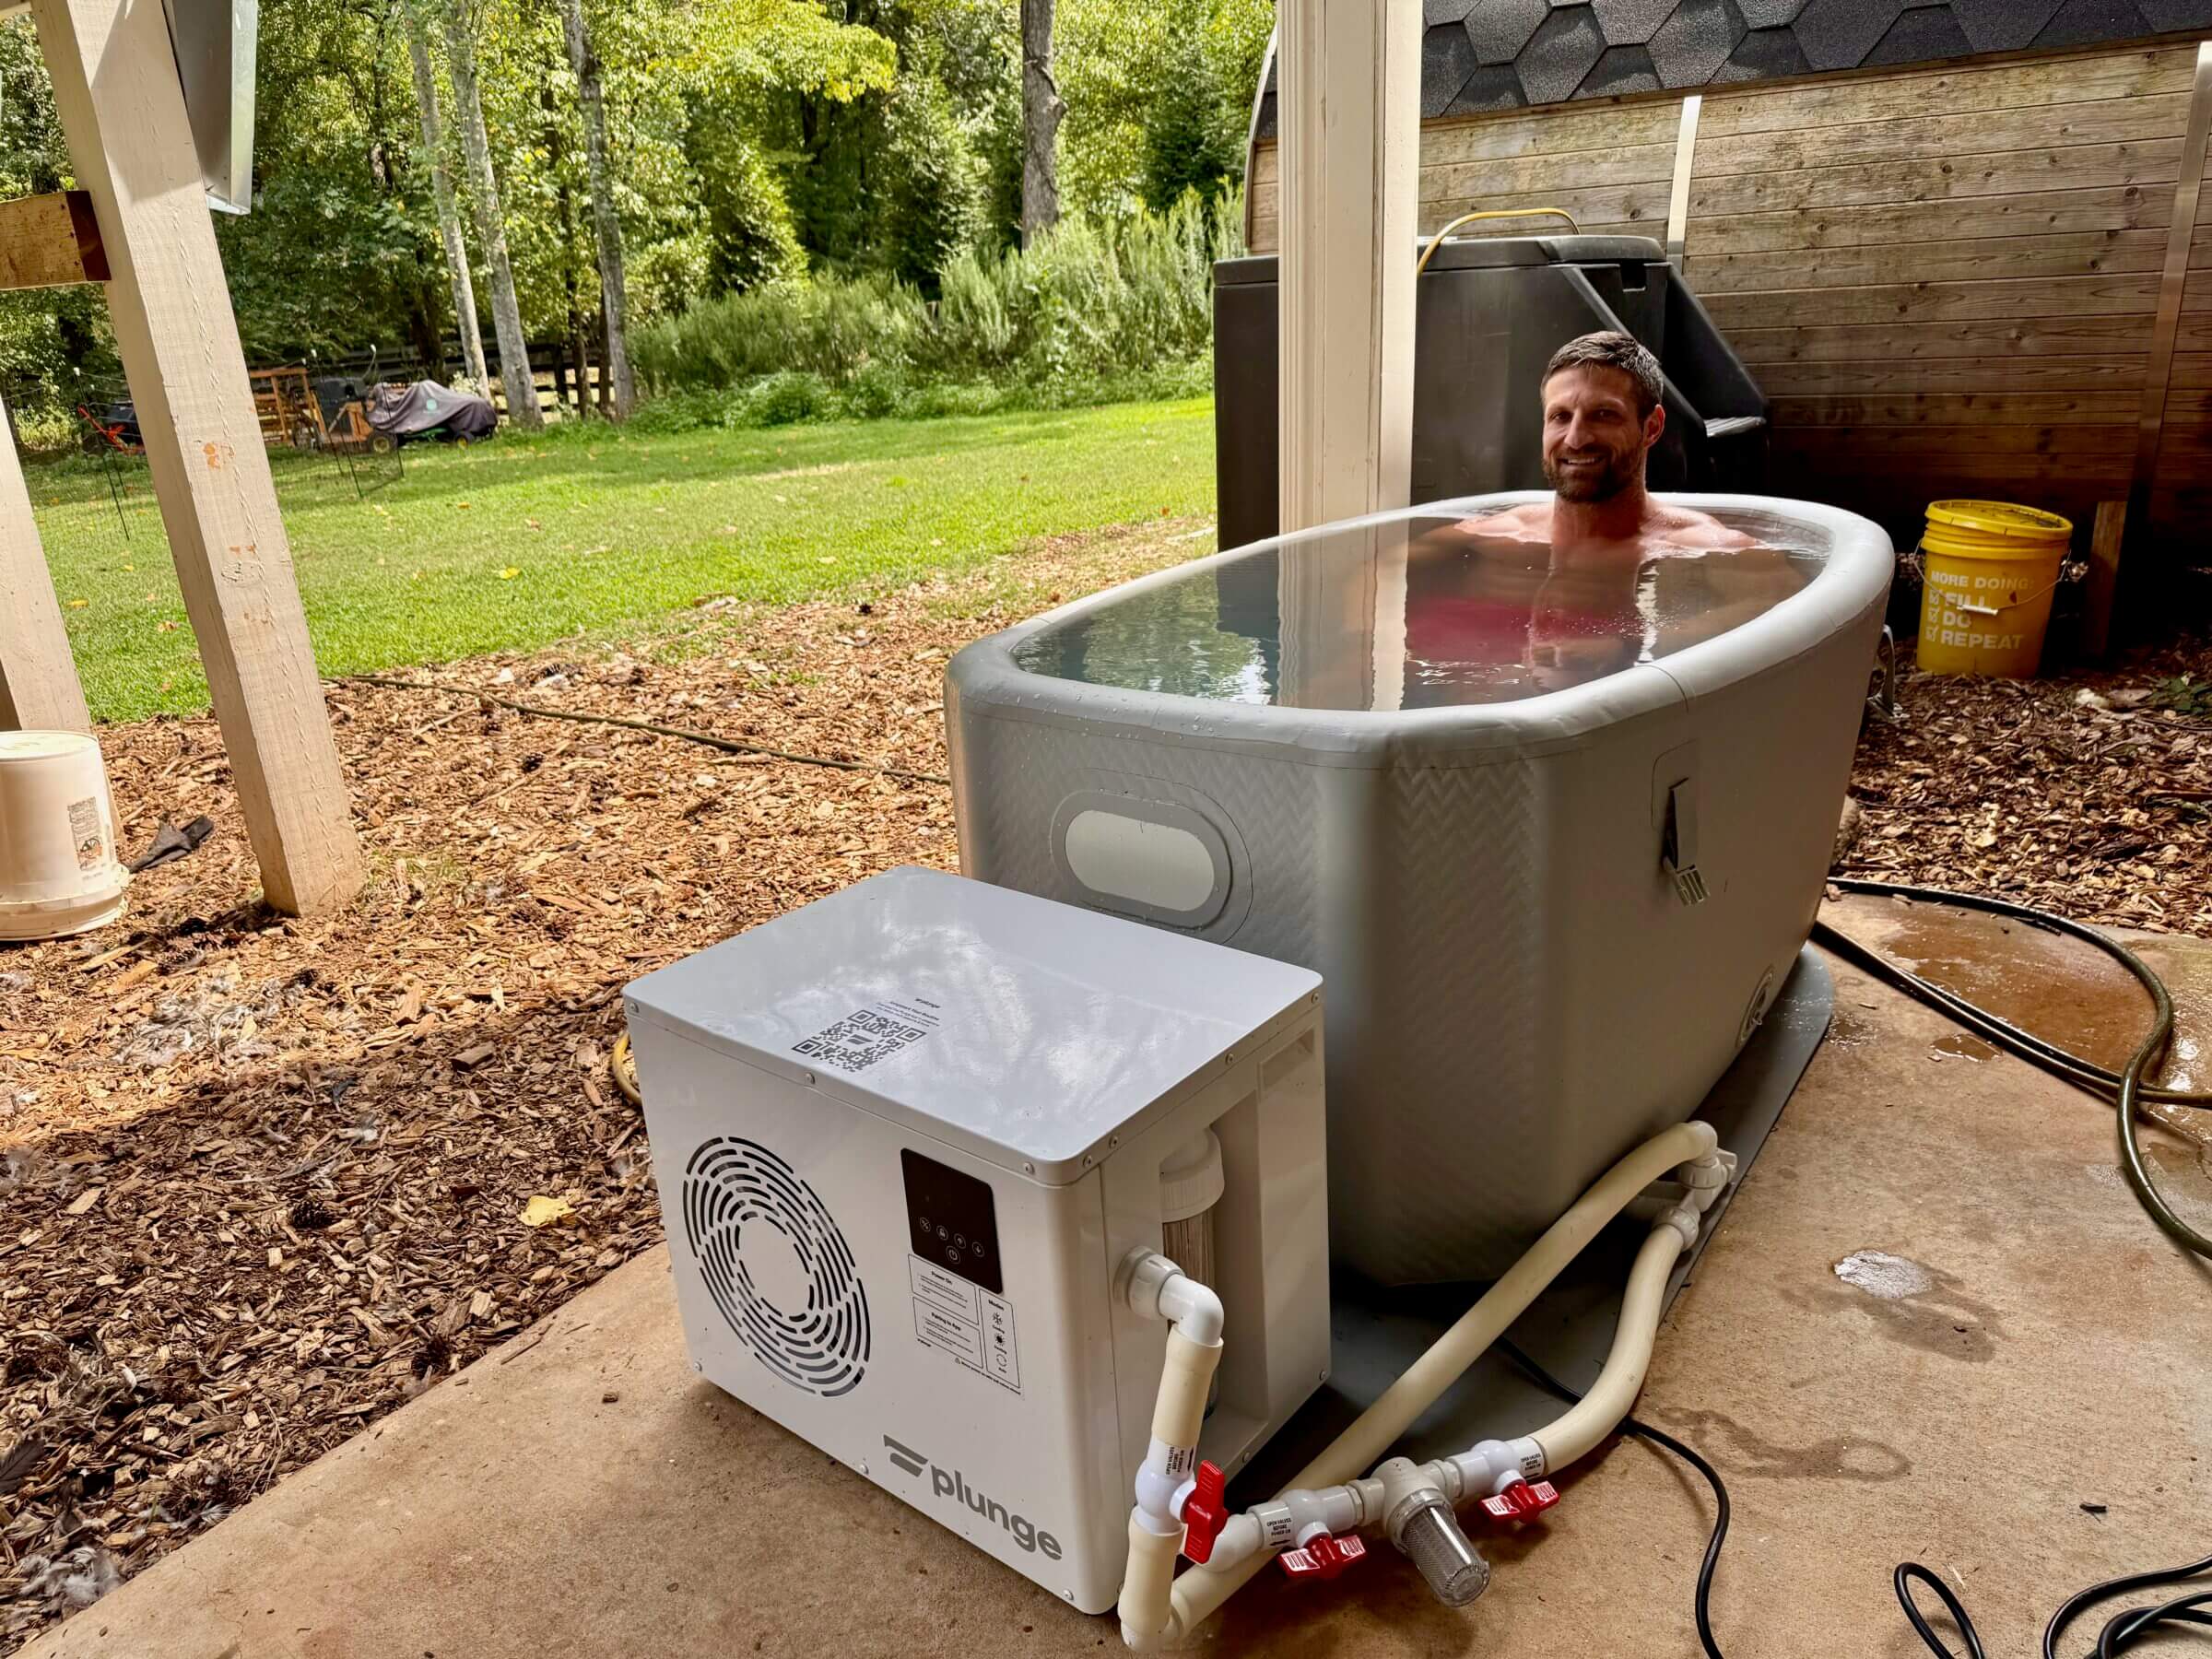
[402,0,488,391]
[1139,5,1238,212]
[441,0,543,429]
[0,0,1279,441]
[1018,0,1061,244]
[1055,0,1268,219]
[557,0,633,418]
[0,16,112,431]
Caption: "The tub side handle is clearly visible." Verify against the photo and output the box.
[1661,779,1707,907]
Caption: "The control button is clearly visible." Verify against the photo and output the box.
[954,1233,967,1250]
[916,1216,930,1234]
[971,1241,986,1258]
[947,1249,963,1268]
[935,1224,949,1241]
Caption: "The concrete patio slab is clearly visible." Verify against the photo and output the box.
[22,907,2212,1659]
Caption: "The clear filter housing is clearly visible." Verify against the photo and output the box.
[1395,1499,1491,1606]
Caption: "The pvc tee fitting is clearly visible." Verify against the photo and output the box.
[1378,1457,1491,1607]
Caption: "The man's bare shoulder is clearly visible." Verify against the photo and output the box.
[1647,503,1758,550]
[1451,501,1552,542]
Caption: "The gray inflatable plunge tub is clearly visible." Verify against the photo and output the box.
[946,495,1893,1284]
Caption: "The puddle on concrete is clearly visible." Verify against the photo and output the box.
[1854,900,2194,1086]
[1834,1250,1936,1299]
[1798,1249,2001,1361]
[1827,1009,1875,1051]
[1654,1406,1912,1483]
[1930,1033,1998,1063]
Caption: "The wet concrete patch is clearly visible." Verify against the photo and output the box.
[1844,899,2169,1079]
[1930,1033,1997,1063]
[1835,1250,1935,1299]
[1785,1251,2003,1362]
[1651,1407,1912,1483]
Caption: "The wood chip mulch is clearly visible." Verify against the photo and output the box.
[6,528,2210,1651]
[1842,636,2212,935]
[0,518,1206,1653]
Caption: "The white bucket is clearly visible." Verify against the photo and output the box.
[0,731,128,940]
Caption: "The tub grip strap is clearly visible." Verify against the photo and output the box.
[1662,781,1707,907]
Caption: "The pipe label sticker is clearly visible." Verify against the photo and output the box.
[909,1253,1021,1394]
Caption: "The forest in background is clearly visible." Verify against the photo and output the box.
[0,0,1270,443]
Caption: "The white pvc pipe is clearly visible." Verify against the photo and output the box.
[1163,1118,1718,1642]
[1119,1265,1226,1652]
[1530,1222,1686,1472]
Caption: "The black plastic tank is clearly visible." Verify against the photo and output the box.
[1213,235,1769,551]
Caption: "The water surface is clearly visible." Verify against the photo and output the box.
[1013,510,1825,711]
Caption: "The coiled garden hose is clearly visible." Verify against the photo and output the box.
[1814,877,2212,1262]
[609,1031,641,1108]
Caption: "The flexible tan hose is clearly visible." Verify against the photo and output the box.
[1531,1222,1685,1471]
[1162,1118,1717,1641]
[1416,207,1584,278]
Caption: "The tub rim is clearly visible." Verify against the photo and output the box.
[947,491,1894,770]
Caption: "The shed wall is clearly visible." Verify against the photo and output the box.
[1247,41,2212,546]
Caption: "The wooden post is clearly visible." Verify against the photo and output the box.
[0,191,107,288]
[1275,0,1419,534]
[0,388,91,733]
[1274,0,1419,708]
[2081,500,2127,661]
[33,0,363,915]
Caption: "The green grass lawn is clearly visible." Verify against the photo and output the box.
[34,398,1217,724]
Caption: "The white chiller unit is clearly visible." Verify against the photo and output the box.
[625,867,1331,1612]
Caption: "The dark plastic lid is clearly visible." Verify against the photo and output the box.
[1215,235,1666,286]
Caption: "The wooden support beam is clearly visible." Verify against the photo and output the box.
[1274,0,1419,711]
[0,387,91,733]
[33,0,362,916]
[0,190,107,288]
[1275,0,1420,533]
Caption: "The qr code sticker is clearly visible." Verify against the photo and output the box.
[795,1005,931,1073]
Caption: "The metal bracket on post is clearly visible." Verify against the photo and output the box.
[1665,94,1702,271]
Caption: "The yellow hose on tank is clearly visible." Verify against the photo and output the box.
[1416,207,1583,277]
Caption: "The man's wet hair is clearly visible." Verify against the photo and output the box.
[1542,331,1664,418]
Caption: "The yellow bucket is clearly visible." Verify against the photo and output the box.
[1913,500,2072,677]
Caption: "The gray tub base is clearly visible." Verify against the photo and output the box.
[1234,946,1830,1503]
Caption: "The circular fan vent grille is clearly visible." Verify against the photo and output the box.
[683,1136,871,1398]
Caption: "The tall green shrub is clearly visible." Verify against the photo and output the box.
[634,190,1243,409]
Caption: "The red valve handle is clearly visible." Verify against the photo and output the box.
[1179,1461,1230,1564]
[1479,1478,1559,1523]
[1279,1533,1367,1579]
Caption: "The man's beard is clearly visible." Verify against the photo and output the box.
[1545,449,1637,502]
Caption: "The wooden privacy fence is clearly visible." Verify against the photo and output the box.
[1249,39,2212,557]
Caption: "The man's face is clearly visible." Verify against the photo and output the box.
[1540,364,1664,502]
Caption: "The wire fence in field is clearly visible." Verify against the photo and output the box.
[17,376,405,576]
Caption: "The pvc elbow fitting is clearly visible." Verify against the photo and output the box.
[1122,1248,1225,1347]
[1158,1273,1225,1347]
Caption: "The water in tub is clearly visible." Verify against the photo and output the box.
[1010,510,1824,710]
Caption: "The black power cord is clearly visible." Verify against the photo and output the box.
[1496,1336,1733,1659]
[1494,1339,2209,1657]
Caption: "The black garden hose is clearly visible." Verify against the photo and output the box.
[1815,877,2212,1262]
